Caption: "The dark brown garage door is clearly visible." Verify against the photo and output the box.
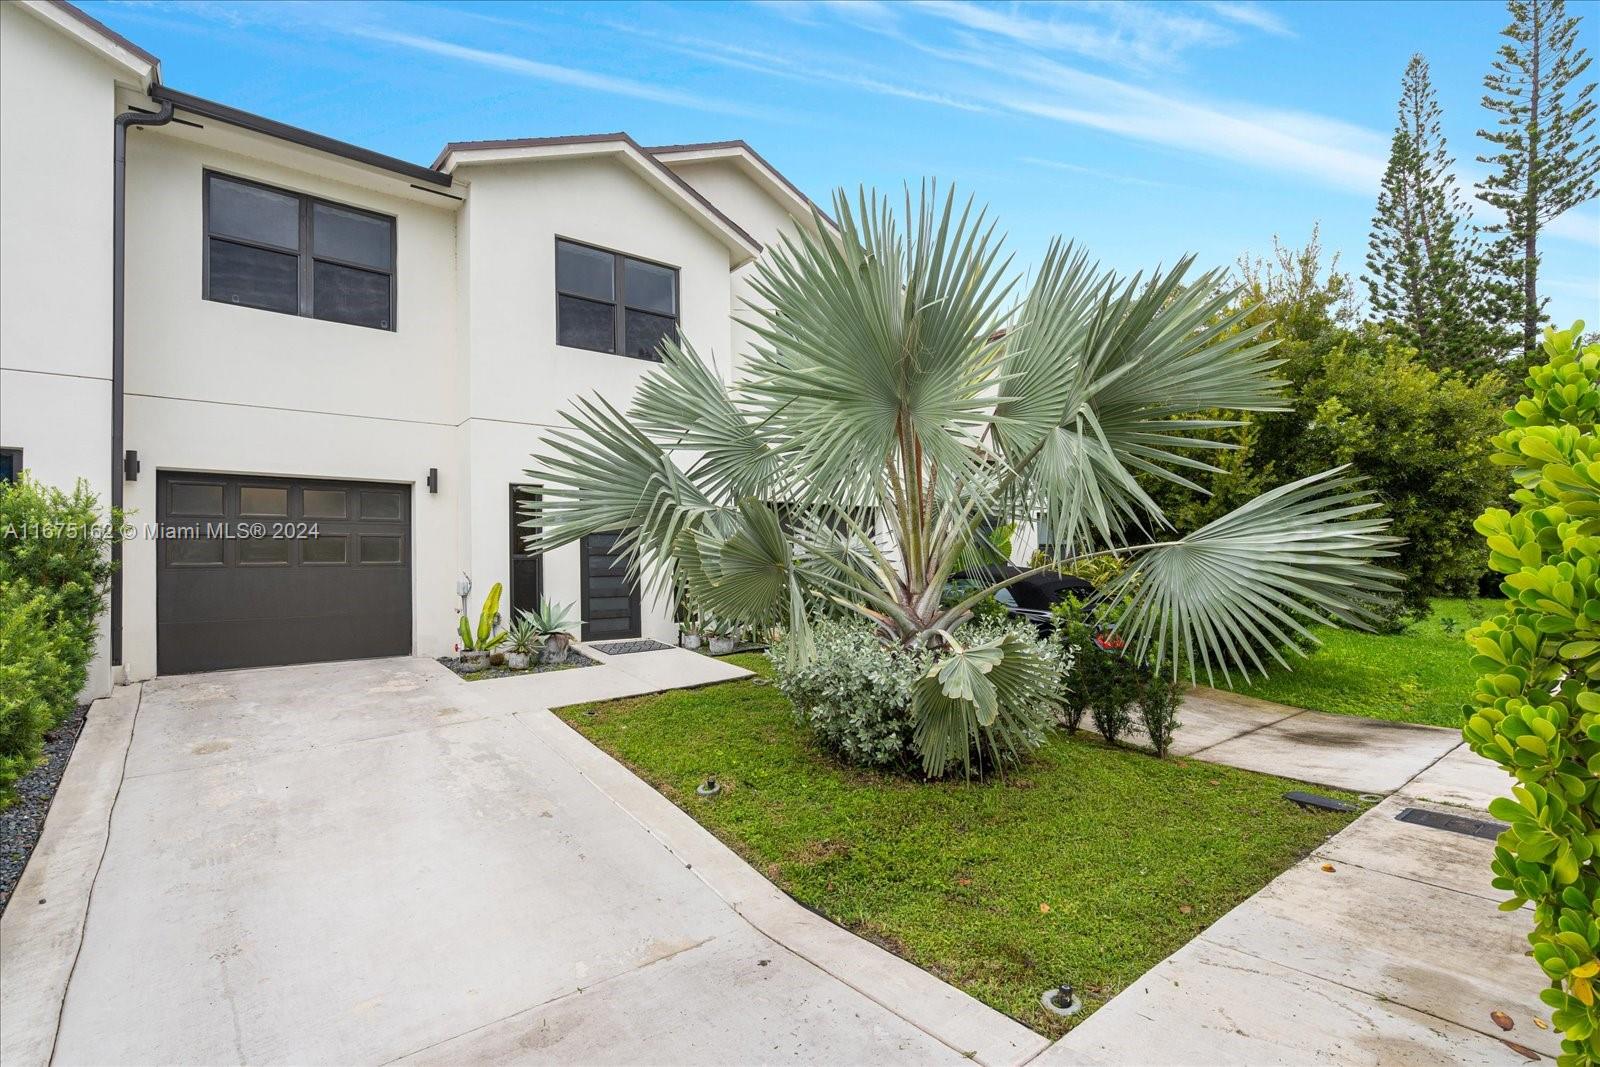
[156,472,412,673]
[581,530,641,641]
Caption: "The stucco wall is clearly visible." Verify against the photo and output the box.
[0,4,123,697]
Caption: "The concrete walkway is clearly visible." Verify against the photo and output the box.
[1,651,1043,1067]
[1044,737,1550,1064]
[1100,686,1464,794]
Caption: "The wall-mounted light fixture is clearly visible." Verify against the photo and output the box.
[123,449,141,482]
[427,467,439,494]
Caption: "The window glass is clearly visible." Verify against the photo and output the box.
[208,239,298,313]
[313,261,391,329]
[170,482,224,516]
[625,310,676,360]
[312,203,393,270]
[302,488,346,519]
[623,258,676,314]
[239,537,290,565]
[0,450,19,484]
[208,177,299,249]
[302,535,347,564]
[168,538,224,565]
[556,241,614,300]
[359,535,402,564]
[558,295,617,352]
[240,486,288,516]
[360,490,403,521]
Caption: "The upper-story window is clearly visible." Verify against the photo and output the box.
[204,172,396,331]
[555,238,678,360]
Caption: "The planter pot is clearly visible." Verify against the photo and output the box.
[459,650,490,671]
[505,651,531,670]
[489,652,506,667]
[680,632,703,650]
[541,633,572,664]
[709,636,737,656]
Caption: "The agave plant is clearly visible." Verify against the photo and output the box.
[527,186,1400,775]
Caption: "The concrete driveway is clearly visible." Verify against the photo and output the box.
[2,655,1039,1066]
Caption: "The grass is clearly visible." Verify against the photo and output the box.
[1221,598,1494,727]
[557,652,1359,1037]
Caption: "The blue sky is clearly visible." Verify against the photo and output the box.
[90,0,1599,327]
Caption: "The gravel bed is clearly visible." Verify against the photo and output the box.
[1,703,90,913]
[589,639,676,656]
[436,650,597,681]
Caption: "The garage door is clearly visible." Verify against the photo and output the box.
[156,472,412,673]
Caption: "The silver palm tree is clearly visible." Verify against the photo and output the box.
[526,186,1400,775]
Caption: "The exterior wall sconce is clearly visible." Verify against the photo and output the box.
[427,467,439,494]
[123,449,141,481]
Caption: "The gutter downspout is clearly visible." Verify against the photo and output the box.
[111,94,174,669]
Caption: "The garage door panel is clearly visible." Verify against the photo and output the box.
[157,472,411,673]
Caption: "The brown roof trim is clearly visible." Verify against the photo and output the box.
[434,132,760,253]
[646,139,836,229]
[43,0,161,69]
[151,85,452,188]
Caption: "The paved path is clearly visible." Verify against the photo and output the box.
[1097,686,1464,794]
[1043,736,1551,1064]
[1,651,1042,1067]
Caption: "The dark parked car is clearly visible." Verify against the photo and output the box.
[947,565,1097,633]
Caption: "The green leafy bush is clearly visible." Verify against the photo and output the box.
[1138,670,1185,759]
[1051,596,1185,756]
[769,617,1061,777]
[1462,324,1600,1061]
[0,474,115,806]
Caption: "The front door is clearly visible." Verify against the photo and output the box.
[580,530,640,641]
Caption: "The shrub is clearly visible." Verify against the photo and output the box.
[0,474,116,807]
[1461,324,1600,1062]
[769,616,1061,777]
[1138,669,1185,758]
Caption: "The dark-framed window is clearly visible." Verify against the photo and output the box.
[510,484,543,617]
[0,448,20,484]
[204,171,396,331]
[555,238,678,360]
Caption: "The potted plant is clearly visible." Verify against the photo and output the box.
[456,582,506,671]
[680,609,704,650]
[521,599,579,664]
[505,613,539,670]
[706,619,738,656]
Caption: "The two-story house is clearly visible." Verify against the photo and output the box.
[0,0,827,695]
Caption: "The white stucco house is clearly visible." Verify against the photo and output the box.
[0,0,828,695]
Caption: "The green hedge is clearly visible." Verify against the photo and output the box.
[0,474,116,807]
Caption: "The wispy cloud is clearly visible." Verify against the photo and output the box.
[601,23,993,114]
[1200,1,1296,39]
[910,0,1238,68]
[1549,208,1600,249]
[1019,156,1181,190]
[342,26,776,120]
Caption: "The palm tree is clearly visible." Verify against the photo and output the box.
[527,186,1400,775]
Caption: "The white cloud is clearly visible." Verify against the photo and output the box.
[1019,156,1181,190]
[910,0,1238,68]
[341,26,777,120]
[1549,208,1600,249]
[1200,1,1295,38]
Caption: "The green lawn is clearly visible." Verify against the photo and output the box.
[557,652,1358,1037]
[1222,598,1493,727]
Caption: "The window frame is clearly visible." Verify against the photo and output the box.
[554,236,679,361]
[202,169,398,332]
[0,448,20,484]
[509,483,543,617]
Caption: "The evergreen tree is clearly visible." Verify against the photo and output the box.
[1478,0,1600,358]
[1366,54,1499,378]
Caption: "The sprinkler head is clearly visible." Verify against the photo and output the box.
[696,777,721,797]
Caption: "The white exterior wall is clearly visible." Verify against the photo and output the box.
[454,159,739,643]
[119,129,464,679]
[0,4,126,698]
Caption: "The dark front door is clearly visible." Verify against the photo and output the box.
[580,530,640,641]
[156,472,412,673]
